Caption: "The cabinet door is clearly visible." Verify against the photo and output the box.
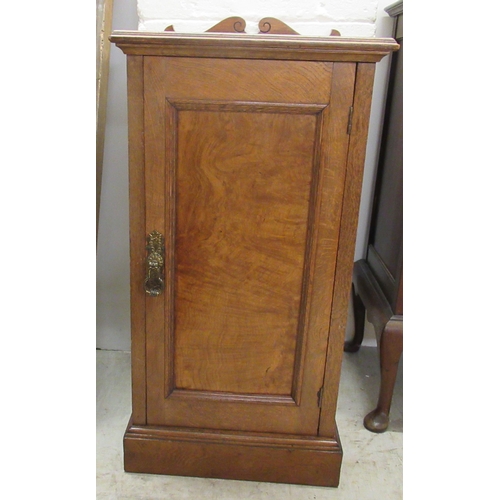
[143,57,355,435]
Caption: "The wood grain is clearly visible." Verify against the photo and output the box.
[174,109,316,395]
[124,421,342,486]
[169,99,327,114]
[144,57,168,421]
[319,63,377,437]
[114,30,396,485]
[258,17,300,35]
[206,16,246,33]
[159,57,333,104]
[126,55,146,425]
[166,16,247,34]
[142,57,354,435]
[293,62,356,427]
[110,31,399,62]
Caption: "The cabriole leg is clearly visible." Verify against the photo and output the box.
[364,317,402,432]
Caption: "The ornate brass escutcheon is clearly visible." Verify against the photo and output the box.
[145,230,165,296]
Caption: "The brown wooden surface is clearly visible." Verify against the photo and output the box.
[174,110,315,396]
[143,56,356,435]
[124,421,342,487]
[319,63,376,437]
[113,29,397,485]
[206,16,246,33]
[155,57,333,104]
[395,268,403,315]
[353,260,393,335]
[110,31,399,62]
[363,315,402,433]
[166,16,247,34]
[349,259,403,432]
[344,283,366,352]
[165,17,341,37]
[126,56,147,425]
[258,17,300,35]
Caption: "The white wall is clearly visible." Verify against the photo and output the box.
[138,0,378,36]
[96,0,398,350]
[97,0,138,350]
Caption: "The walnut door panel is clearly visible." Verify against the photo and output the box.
[175,109,316,398]
[143,57,356,434]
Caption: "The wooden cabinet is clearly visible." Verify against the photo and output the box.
[111,22,398,487]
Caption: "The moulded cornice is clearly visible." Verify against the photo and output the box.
[385,1,403,17]
[110,31,399,63]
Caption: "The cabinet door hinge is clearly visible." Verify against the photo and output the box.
[347,106,354,135]
[317,387,324,408]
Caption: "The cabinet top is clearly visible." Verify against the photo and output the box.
[110,31,399,63]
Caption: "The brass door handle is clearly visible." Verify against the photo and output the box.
[145,230,165,296]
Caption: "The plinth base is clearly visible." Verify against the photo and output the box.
[123,419,342,487]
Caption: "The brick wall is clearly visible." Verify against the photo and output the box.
[137,0,379,37]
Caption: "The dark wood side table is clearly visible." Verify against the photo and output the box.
[344,1,403,433]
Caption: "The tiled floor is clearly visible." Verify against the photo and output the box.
[97,348,402,499]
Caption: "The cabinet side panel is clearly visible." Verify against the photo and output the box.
[319,63,376,437]
[127,55,147,425]
[285,62,357,431]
